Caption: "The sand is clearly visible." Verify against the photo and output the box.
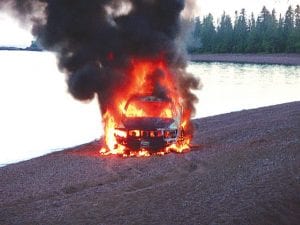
[190,54,300,65]
[0,101,299,225]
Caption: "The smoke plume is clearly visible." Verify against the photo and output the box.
[0,0,200,116]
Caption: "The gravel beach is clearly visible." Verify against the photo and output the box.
[0,101,299,225]
[190,53,300,65]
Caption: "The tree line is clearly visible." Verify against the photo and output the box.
[187,5,300,53]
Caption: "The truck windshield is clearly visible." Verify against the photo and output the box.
[125,100,175,118]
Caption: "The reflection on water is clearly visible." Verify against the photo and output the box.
[188,62,300,118]
[0,51,102,166]
[0,51,299,166]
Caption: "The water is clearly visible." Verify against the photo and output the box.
[0,51,299,166]
[188,62,300,118]
[0,51,102,166]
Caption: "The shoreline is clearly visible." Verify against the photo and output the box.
[0,47,43,52]
[1,101,299,224]
[189,53,300,66]
[1,50,299,65]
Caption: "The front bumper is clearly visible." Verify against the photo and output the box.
[115,129,178,151]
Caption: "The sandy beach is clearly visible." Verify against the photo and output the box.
[190,53,300,65]
[0,101,299,225]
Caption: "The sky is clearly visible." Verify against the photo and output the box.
[0,12,33,47]
[0,0,298,47]
[197,0,298,17]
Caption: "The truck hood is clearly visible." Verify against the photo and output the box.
[122,117,175,130]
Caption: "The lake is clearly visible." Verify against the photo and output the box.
[0,51,299,166]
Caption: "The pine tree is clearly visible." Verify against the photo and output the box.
[186,17,202,53]
[285,6,295,52]
[246,13,260,52]
[268,9,279,52]
[276,13,286,52]
[200,13,216,52]
[256,6,275,52]
[295,5,300,28]
[287,5,300,52]
[249,12,256,31]
[216,12,233,52]
[233,9,249,52]
[284,6,295,33]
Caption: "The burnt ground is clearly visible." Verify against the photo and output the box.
[190,53,300,65]
[0,102,299,225]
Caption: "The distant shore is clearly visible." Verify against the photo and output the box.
[190,53,300,66]
[0,47,300,66]
[1,49,299,65]
[0,46,42,52]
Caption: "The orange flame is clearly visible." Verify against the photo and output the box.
[99,57,192,157]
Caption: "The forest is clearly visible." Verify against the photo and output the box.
[187,5,300,53]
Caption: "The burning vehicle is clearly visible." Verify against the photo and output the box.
[99,59,194,157]
[113,94,184,152]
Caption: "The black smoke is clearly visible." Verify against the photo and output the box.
[0,0,200,117]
